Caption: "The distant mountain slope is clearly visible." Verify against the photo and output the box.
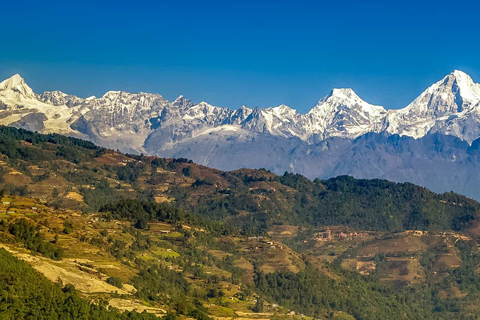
[0,125,479,234]
[2,71,480,199]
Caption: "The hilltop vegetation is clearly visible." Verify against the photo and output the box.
[276,173,479,232]
[1,126,480,319]
[0,126,478,235]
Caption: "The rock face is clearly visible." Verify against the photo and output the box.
[1,71,480,199]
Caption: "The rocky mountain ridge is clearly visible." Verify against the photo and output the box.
[2,70,480,148]
[2,71,480,199]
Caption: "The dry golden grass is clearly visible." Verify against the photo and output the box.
[65,191,84,202]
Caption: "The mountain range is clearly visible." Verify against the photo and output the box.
[1,70,480,199]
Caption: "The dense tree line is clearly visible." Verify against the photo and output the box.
[1,219,64,260]
[99,199,237,235]
[274,174,480,232]
[0,126,105,165]
[170,172,480,233]
[0,126,100,149]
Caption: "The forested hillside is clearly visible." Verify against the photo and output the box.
[0,126,480,319]
[0,126,478,235]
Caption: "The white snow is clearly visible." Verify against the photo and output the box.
[0,74,35,97]
[385,70,480,142]
[1,70,480,149]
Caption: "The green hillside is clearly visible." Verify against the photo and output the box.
[0,126,480,319]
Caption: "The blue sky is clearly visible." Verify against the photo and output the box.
[1,0,480,112]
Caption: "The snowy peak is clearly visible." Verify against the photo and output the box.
[269,104,298,118]
[0,74,35,98]
[302,88,387,140]
[2,71,480,148]
[394,70,480,117]
[436,70,480,106]
[385,70,480,141]
[322,88,359,101]
[0,74,25,90]
[171,95,194,109]
[446,70,480,102]
[39,90,85,107]
[309,88,386,121]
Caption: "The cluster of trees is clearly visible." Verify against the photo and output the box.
[451,240,480,295]
[133,264,189,305]
[298,175,480,232]
[100,199,237,235]
[106,277,123,289]
[0,126,104,164]
[80,178,124,211]
[112,162,146,184]
[100,199,187,229]
[254,263,432,319]
[3,219,64,260]
[133,263,211,320]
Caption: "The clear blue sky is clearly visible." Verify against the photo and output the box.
[1,0,480,111]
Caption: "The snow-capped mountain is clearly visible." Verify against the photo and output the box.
[2,70,479,148]
[0,74,35,98]
[2,70,480,199]
[0,73,395,151]
[304,88,387,141]
[385,70,480,143]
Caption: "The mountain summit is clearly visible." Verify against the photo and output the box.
[0,74,35,98]
[306,88,387,140]
[385,70,480,142]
